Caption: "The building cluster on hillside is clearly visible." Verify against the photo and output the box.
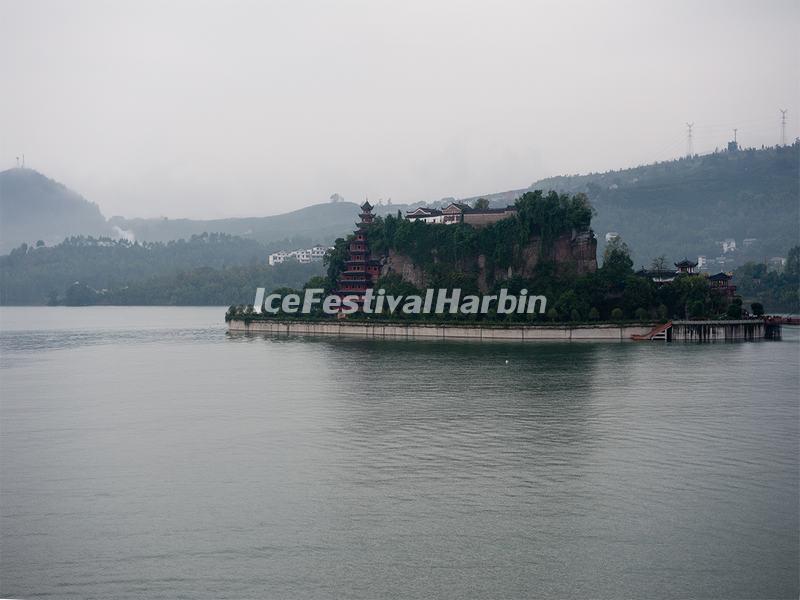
[604,232,786,274]
[699,238,785,272]
[268,245,331,266]
[698,253,735,271]
[406,202,516,227]
[636,258,737,297]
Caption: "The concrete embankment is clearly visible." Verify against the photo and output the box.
[227,319,654,341]
[671,319,770,341]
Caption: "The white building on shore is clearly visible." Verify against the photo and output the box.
[269,245,331,266]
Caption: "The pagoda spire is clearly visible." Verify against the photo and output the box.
[336,201,380,303]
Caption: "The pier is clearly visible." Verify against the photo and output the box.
[228,319,655,341]
[631,319,781,342]
[229,318,783,342]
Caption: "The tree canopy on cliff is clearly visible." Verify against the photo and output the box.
[515,190,592,244]
[343,190,593,285]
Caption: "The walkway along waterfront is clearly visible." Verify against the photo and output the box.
[227,319,782,341]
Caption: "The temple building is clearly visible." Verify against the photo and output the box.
[336,201,381,301]
[637,261,738,299]
[708,272,736,297]
[441,202,474,224]
[675,258,698,274]
[406,202,517,227]
[406,207,444,223]
[635,267,676,285]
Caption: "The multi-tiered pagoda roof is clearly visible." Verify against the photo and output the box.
[336,201,380,300]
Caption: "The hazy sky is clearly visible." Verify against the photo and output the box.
[1,0,798,219]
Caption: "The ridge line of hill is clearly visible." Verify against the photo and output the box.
[2,143,798,266]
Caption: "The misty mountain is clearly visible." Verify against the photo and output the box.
[0,167,404,253]
[108,202,406,247]
[110,144,800,266]
[0,168,112,253]
[3,145,797,283]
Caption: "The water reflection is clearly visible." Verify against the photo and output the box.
[0,308,797,600]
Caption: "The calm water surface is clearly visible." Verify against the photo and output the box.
[1,307,798,599]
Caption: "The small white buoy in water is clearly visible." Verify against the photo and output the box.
[505,359,509,365]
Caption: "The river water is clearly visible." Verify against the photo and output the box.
[1,307,798,599]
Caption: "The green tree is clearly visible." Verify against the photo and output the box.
[64,281,98,306]
[601,237,634,283]
[726,298,743,319]
[787,245,800,277]
[650,255,668,272]
[750,302,764,316]
[303,275,333,298]
[554,289,588,321]
[657,304,669,320]
[324,237,349,284]
[622,275,654,316]
[588,307,600,320]
[688,300,706,319]
[673,275,711,318]
[473,198,490,210]
[610,307,623,320]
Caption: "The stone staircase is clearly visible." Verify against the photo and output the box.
[631,321,672,341]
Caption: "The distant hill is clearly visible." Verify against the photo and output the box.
[109,202,373,246]
[0,168,407,253]
[0,233,323,305]
[0,168,111,253]
[104,145,800,267]
[3,144,797,271]
[461,144,800,266]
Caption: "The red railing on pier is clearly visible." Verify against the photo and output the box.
[631,321,673,341]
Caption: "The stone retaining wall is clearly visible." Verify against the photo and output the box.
[227,319,654,341]
[671,320,766,341]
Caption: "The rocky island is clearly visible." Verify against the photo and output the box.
[227,191,781,341]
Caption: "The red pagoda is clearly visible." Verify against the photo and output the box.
[337,200,381,302]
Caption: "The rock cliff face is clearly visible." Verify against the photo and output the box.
[382,251,427,288]
[380,229,597,293]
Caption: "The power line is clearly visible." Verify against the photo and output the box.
[780,109,788,146]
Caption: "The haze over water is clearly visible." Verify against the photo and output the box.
[1,307,798,599]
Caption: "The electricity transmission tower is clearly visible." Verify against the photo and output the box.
[686,123,694,157]
[780,109,788,146]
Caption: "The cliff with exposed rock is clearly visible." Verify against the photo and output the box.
[380,227,597,293]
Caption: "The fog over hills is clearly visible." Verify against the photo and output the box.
[0,167,410,253]
[0,168,112,253]
[1,143,798,265]
[107,202,402,247]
